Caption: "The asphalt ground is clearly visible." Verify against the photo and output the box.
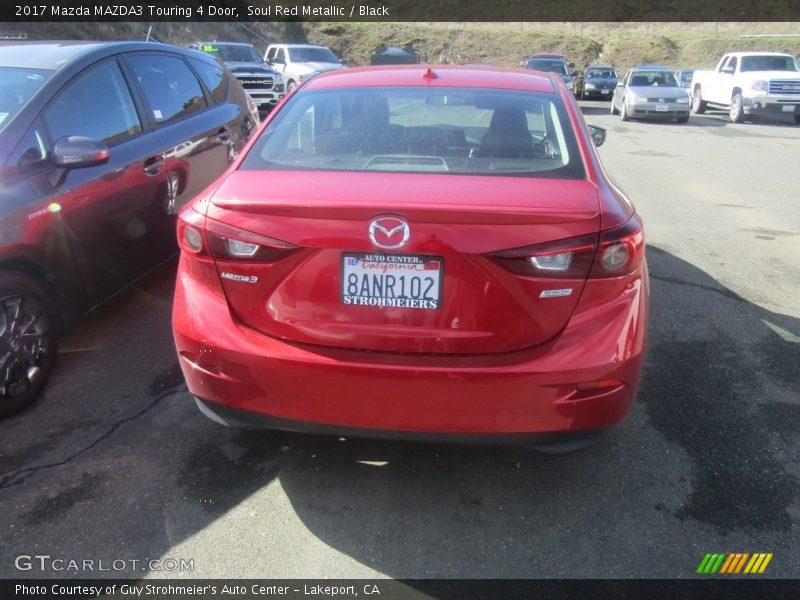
[0,100,798,581]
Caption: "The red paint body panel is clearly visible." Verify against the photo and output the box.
[173,257,647,434]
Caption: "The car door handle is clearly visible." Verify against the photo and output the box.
[143,155,165,176]
[217,127,231,142]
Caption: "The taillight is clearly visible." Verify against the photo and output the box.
[489,233,598,279]
[205,218,297,262]
[589,215,644,278]
[177,206,208,256]
[488,214,644,280]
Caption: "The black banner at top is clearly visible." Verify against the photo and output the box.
[2,0,800,22]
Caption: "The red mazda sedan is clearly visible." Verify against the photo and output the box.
[173,66,649,452]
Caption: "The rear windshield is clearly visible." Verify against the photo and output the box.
[740,55,800,72]
[0,67,52,129]
[241,87,585,180]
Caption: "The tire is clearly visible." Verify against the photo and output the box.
[692,87,707,114]
[0,272,58,418]
[620,100,630,121]
[729,93,746,123]
[610,99,619,115]
[676,116,689,124]
[286,80,297,93]
[795,114,800,125]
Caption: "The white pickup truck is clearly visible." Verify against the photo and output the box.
[264,44,345,92]
[690,52,800,123]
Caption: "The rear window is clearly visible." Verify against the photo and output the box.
[241,87,585,180]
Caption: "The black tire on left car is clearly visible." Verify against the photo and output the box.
[0,271,58,418]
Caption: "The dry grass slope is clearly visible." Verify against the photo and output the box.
[6,21,800,72]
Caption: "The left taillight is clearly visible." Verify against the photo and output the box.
[178,210,297,263]
[177,206,208,256]
[205,218,297,263]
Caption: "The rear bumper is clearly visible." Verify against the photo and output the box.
[173,259,649,439]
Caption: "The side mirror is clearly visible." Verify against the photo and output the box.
[588,125,606,147]
[52,136,109,169]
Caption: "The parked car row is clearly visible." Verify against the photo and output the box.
[1,38,649,454]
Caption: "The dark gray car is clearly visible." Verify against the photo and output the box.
[0,41,258,416]
[575,66,619,100]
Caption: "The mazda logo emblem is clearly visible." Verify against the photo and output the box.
[369,217,409,249]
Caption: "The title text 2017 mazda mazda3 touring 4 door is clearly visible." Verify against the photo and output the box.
[0,41,258,416]
[173,66,649,452]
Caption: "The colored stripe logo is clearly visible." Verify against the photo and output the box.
[697,553,773,574]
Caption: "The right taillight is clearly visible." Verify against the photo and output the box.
[488,213,644,280]
[589,214,644,278]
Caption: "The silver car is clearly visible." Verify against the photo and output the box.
[611,67,691,123]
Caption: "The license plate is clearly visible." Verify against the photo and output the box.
[601,89,609,93]
[341,253,443,310]
[655,104,669,112]
[254,98,265,106]
[782,104,796,112]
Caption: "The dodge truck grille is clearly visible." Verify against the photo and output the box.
[239,77,275,89]
[768,80,800,95]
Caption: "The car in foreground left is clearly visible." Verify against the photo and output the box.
[0,41,258,416]
[173,65,649,453]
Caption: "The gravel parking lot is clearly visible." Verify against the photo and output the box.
[0,101,798,580]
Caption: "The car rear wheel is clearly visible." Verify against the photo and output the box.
[729,93,746,123]
[620,100,630,121]
[676,116,689,124]
[0,272,58,418]
[692,87,707,114]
